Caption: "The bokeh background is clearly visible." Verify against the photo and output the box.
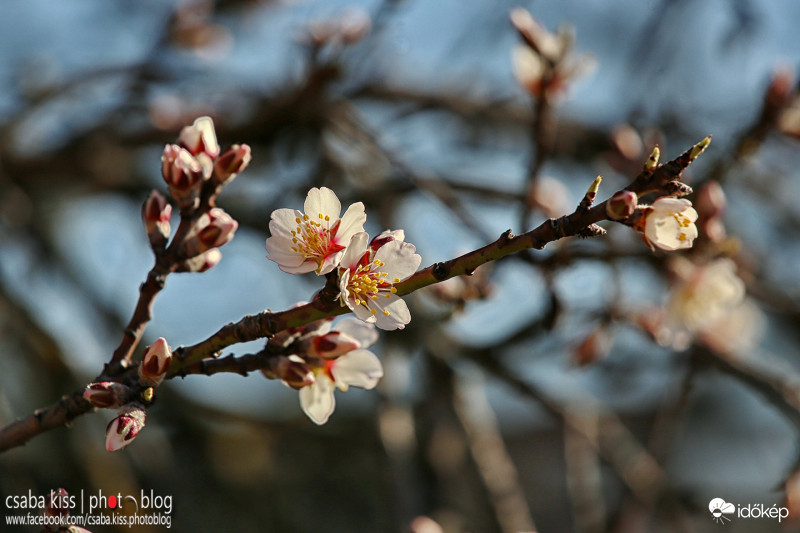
[1,0,800,532]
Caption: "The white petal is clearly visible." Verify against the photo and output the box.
[331,349,383,390]
[352,301,377,324]
[512,45,545,89]
[334,318,379,348]
[374,240,421,280]
[304,187,341,222]
[269,209,303,239]
[371,294,411,330]
[339,232,370,269]
[279,261,318,274]
[299,375,336,425]
[335,202,367,243]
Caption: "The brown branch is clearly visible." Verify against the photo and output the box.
[0,140,707,454]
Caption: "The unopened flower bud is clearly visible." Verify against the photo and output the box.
[161,144,204,211]
[177,248,222,273]
[83,382,133,409]
[138,337,172,387]
[213,144,251,186]
[44,488,71,521]
[605,190,637,220]
[182,208,238,257]
[263,355,315,390]
[303,331,360,359]
[105,404,146,452]
[142,190,172,251]
[178,116,220,158]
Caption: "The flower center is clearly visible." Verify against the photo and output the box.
[344,259,399,316]
[672,213,693,241]
[290,214,344,264]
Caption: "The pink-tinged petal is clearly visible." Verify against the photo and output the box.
[371,294,411,330]
[304,187,341,225]
[299,374,336,425]
[374,240,421,280]
[339,232,370,270]
[369,229,404,250]
[331,349,383,390]
[305,330,360,359]
[334,318,379,348]
[335,202,367,243]
[318,250,346,275]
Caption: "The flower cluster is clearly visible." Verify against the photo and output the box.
[266,187,421,330]
[150,116,250,270]
[263,317,383,424]
[265,188,421,422]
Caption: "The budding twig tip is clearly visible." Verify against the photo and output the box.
[589,175,603,194]
[645,146,661,171]
[690,136,712,160]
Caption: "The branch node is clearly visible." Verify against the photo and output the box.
[578,224,607,238]
[432,262,449,280]
[497,229,515,247]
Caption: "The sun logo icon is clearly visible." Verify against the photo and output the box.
[708,498,735,524]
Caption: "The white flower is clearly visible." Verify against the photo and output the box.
[668,258,745,332]
[266,187,366,275]
[643,197,698,251]
[337,232,421,330]
[298,318,382,425]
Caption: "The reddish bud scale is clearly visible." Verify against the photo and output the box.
[213,144,251,184]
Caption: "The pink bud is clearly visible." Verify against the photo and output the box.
[213,144,251,186]
[303,331,360,359]
[182,208,238,257]
[105,404,146,452]
[83,382,132,409]
[178,116,220,158]
[142,190,172,251]
[177,248,223,273]
[605,190,638,221]
[263,355,315,390]
[161,144,204,210]
[138,338,172,386]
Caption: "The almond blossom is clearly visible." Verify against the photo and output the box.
[337,231,421,330]
[266,187,366,275]
[296,318,383,425]
[641,197,698,251]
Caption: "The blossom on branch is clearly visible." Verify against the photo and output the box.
[266,187,366,275]
[296,318,383,425]
[337,232,421,330]
[142,190,172,251]
[639,197,698,251]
